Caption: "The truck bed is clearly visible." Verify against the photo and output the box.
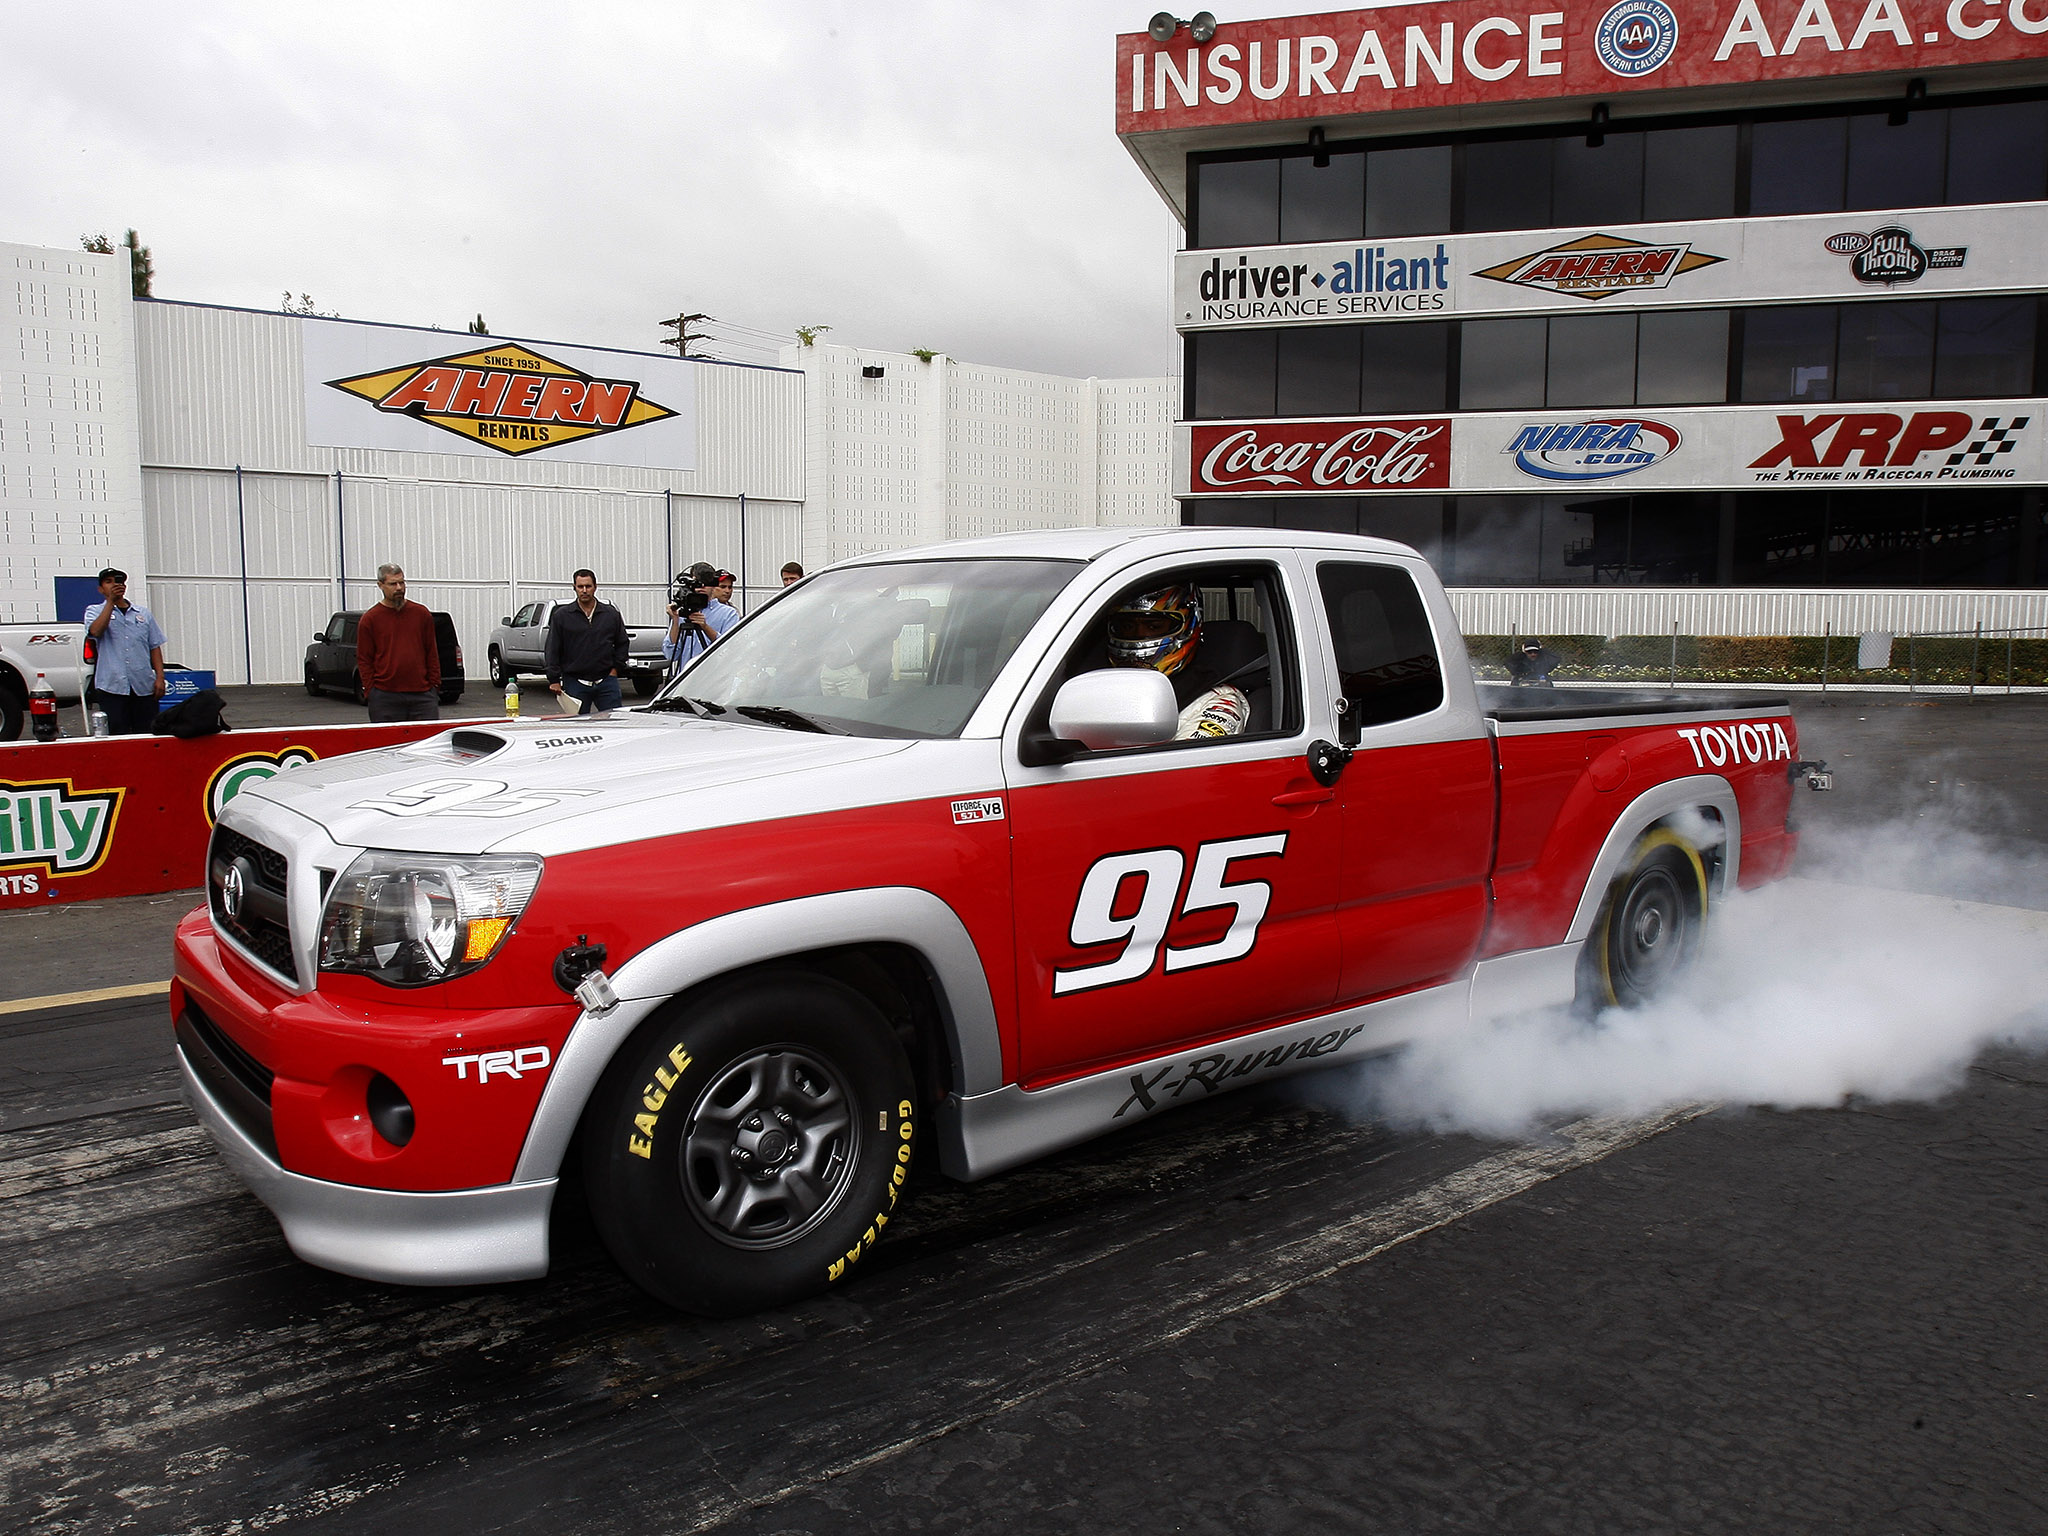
[1478,683,1792,722]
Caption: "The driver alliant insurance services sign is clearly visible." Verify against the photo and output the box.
[1119,0,2048,132]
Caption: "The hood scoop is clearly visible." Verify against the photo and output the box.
[444,729,510,760]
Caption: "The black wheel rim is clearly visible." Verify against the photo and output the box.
[679,1047,857,1249]
[1614,863,1688,999]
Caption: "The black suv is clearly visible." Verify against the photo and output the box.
[305,610,465,704]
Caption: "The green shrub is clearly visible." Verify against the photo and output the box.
[1463,634,2048,687]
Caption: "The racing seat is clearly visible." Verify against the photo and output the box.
[1191,618,1272,734]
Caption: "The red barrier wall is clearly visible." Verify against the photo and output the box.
[0,721,470,910]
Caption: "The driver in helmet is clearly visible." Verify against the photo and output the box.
[1107,581,1248,741]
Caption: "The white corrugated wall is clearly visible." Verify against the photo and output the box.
[1448,587,2048,637]
[134,302,805,682]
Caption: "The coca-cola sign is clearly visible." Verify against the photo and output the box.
[1189,419,1451,494]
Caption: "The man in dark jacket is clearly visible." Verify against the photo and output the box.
[545,569,630,715]
[1508,638,1560,690]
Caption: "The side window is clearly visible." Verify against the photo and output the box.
[513,603,538,627]
[1031,564,1300,755]
[1316,562,1444,734]
[324,615,345,644]
[340,615,359,644]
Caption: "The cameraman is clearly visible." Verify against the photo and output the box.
[664,562,739,669]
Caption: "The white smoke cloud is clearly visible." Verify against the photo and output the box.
[1336,822,2048,1142]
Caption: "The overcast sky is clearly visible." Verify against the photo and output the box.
[3,0,1331,379]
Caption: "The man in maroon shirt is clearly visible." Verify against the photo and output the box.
[355,563,441,722]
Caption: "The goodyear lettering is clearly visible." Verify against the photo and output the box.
[828,1102,914,1283]
[1115,1024,1367,1118]
[1677,722,1793,768]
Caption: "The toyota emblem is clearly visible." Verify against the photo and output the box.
[222,862,246,922]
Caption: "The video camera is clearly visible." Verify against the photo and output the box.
[670,562,718,614]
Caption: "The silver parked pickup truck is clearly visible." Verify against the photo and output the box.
[485,599,670,697]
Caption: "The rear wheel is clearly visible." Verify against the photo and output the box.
[1592,829,1708,1008]
[631,671,662,698]
[349,671,367,705]
[0,685,22,741]
[581,972,917,1316]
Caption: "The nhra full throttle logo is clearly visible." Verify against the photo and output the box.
[1823,226,1966,287]
[325,343,676,457]
[1476,233,1723,302]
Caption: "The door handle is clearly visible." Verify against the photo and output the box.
[1271,786,1335,807]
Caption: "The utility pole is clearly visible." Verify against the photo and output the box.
[658,312,714,359]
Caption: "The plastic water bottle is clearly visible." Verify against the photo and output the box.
[504,679,520,718]
[89,706,110,738]
[29,672,58,742]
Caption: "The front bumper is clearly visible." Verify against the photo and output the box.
[177,1012,556,1286]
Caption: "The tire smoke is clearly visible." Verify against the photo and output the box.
[1342,822,2048,1142]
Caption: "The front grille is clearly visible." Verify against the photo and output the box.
[209,825,298,984]
[176,999,277,1159]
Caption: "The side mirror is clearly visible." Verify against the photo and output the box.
[312,632,324,642]
[500,616,512,627]
[1049,669,1177,751]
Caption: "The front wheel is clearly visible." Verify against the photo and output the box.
[488,649,512,689]
[581,972,917,1315]
[0,687,22,741]
[1592,829,1708,1009]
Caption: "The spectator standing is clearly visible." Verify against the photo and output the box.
[547,569,630,714]
[83,567,166,735]
[1508,638,1560,690]
[780,562,804,587]
[356,563,441,722]
[664,562,739,671]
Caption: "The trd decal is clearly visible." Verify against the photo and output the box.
[443,1045,551,1082]
[1054,833,1287,996]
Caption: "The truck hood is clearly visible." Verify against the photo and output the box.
[233,710,920,855]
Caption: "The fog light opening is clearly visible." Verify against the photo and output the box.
[366,1073,415,1148]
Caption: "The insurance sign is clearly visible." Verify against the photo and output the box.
[1176,203,2047,328]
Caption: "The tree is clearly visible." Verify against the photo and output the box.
[80,230,153,297]
[281,292,337,317]
[658,311,714,358]
[468,314,489,334]
[794,324,832,347]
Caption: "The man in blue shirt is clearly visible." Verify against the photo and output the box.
[83,567,167,735]
[663,562,739,672]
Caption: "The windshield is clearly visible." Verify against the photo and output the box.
[657,559,1080,738]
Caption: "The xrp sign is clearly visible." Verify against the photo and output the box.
[327,343,676,457]
[1190,419,1451,493]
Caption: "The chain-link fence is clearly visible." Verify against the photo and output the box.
[1467,626,2048,691]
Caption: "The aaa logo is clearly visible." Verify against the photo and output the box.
[326,342,676,457]
[206,747,319,826]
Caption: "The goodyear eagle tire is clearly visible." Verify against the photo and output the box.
[581,973,916,1316]
[1593,828,1708,1009]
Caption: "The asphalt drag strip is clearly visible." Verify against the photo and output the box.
[0,984,1701,1536]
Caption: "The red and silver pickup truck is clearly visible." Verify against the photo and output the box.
[172,528,1821,1314]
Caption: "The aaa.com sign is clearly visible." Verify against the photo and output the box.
[1190,420,1452,493]
[1119,0,2048,132]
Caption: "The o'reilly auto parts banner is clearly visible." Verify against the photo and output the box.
[301,320,696,469]
[1182,401,2047,495]
[1176,204,2045,329]
[1120,0,2048,133]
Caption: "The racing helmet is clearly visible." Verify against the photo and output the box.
[1107,582,1201,676]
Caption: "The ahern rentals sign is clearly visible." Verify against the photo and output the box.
[1120,0,2048,134]
[301,320,697,470]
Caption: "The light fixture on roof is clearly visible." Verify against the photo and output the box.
[862,365,885,379]
[1889,77,1927,127]
[1587,102,1609,149]
[1148,11,1217,43]
[1308,126,1329,169]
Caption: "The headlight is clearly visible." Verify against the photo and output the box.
[318,851,542,987]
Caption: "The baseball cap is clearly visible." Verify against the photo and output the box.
[98,567,127,584]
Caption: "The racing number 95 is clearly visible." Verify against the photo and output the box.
[1053,834,1288,996]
